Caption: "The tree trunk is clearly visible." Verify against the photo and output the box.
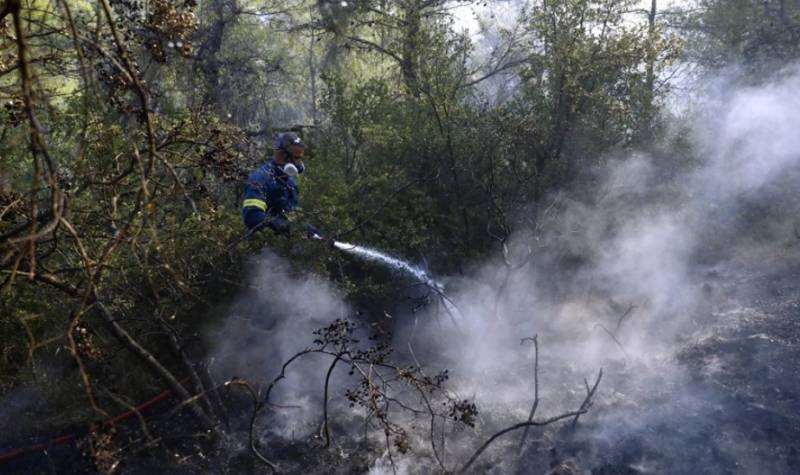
[195,0,231,110]
[641,0,657,140]
[309,21,319,124]
[401,1,421,97]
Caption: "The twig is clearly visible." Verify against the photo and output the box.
[571,369,603,429]
[200,364,231,431]
[384,428,398,475]
[225,379,278,472]
[264,348,317,403]
[333,175,429,240]
[517,335,539,454]
[405,314,447,470]
[101,387,155,444]
[417,387,445,471]
[321,353,342,448]
[593,324,630,359]
[613,305,637,334]
[158,316,218,425]
[95,300,214,428]
[457,410,588,474]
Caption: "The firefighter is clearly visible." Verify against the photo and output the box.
[242,132,321,239]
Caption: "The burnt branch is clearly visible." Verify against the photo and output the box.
[224,378,278,473]
[255,319,472,469]
[321,353,343,448]
[458,410,589,474]
[614,304,637,334]
[593,323,630,360]
[572,369,603,428]
[517,334,540,453]
[458,347,603,473]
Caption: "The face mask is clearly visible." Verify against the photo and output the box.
[282,163,299,177]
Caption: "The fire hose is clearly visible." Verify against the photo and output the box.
[0,377,191,464]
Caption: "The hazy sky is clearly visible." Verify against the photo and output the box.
[453,0,693,34]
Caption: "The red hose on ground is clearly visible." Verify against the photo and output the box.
[0,377,192,463]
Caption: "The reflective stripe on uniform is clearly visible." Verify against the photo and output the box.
[242,198,267,211]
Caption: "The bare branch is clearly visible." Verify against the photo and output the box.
[614,304,637,334]
[225,379,278,472]
[461,58,528,89]
[517,334,539,453]
[321,353,343,448]
[572,368,603,428]
[95,300,214,428]
[345,35,404,64]
[593,324,630,360]
[457,409,588,474]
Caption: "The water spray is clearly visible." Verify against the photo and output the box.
[310,233,463,323]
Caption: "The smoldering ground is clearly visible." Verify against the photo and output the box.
[208,250,353,439]
[396,66,800,473]
[204,66,800,474]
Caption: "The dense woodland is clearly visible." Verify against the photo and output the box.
[1,0,799,473]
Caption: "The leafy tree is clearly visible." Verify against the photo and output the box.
[682,0,800,73]
[0,0,685,470]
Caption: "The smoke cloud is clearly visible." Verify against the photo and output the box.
[209,250,351,438]
[387,64,800,472]
[209,65,800,473]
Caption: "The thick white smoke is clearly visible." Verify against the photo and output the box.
[391,65,800,472]
[209,250,351,438]
[210,65,800,474]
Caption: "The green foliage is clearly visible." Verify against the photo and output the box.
[0,0,685,448]
[684,0,800,72]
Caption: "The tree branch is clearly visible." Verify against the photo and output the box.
[462,57,529,89]
[95,300,215,429]
[345,35,404,64]
[517,335,539,453]
[572,368,603,428]
[458,410,588,474]
[321,353,342,448]
[225,379,278,472]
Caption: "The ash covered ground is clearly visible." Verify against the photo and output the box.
[554,255,800,475]
[105,255,800,475]
[2,242,799,475]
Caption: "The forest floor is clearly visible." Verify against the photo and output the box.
[2,250,799,474]
[541,250,800,475]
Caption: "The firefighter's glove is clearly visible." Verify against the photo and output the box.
[306,223,323,240]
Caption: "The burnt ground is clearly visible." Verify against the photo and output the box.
[532,255,800,475]
[1,254,799,474]
[676,257,800,473]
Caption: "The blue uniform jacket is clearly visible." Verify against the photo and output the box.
[242,160,299,232]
